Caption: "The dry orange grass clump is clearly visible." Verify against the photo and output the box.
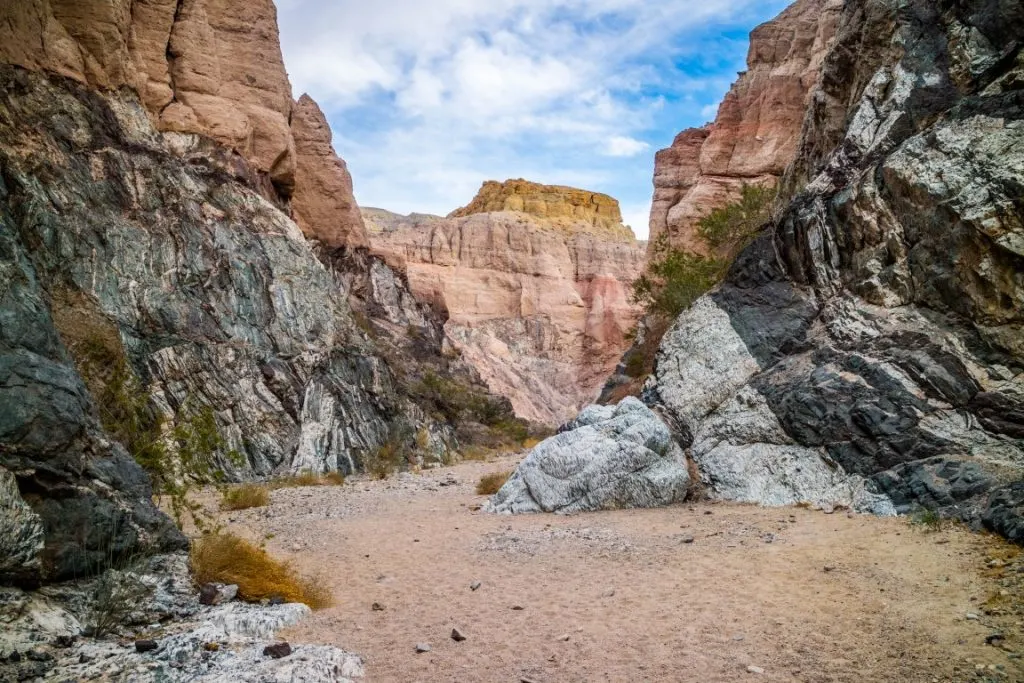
[476,471,512,495]
[221,483,270,511]
[191,533,333,609]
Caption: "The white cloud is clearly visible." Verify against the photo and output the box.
[273,0,792,220]
[605,136,650,157]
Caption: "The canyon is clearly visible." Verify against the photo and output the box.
[366,180,646,425]
[0,0,1022,680]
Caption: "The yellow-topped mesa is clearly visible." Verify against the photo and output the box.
[448,179,635,240]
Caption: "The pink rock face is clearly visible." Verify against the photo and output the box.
[290,95,369,249]
[649,0,842,253]
[0,0,368,249]
[366,207,646,425]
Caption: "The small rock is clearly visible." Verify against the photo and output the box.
[199,583,238,606]
[704,510,713,516]
[733,635,745,641]
[470,581,482,591]
[451,628,467,642]
[966,613,980,620]
[681,535,695,544]
[53,635,76,649]
[747,665,765,674]
[371,602,385,611]
[557,634,570,642]
[78,653,93,664]
[268,596,286,606]
[263,642,292,659]
[602,589,616,597]
[415,643,431,653]
[511,605,525,611]
[986,633,1005,646]
[823,565,836,573]
[26,649,52,662]
[204,642,220,652]
[135,640,158,654]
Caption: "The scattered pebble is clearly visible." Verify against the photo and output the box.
[966,613,980,620]
[557,634,570,642]
[451,628,467,642]
[511,605,525,611]
[371,602,385,611]
[823,565,836,573]
[470,581,482,591]
[415,643,431,653]
[747,665,765,675]
[681,535,695,544]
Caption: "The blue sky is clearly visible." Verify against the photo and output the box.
[274,0,792,238]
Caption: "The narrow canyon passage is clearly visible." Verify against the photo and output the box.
[209,457,1023,683]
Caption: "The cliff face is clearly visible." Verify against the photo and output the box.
[640,0,1024,539]
[0,0,368,249]
[367,184,646,425]
[0,0,516,584]
[648,0,843,253]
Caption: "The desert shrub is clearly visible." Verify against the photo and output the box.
[82,546,151,638]
[910,508,944,532]
[632,183,774,321]
[270,470,346,489]
[624,352,646,379]
[364,428,411,480]
[696,183,774,259]
[221,483,270,511]
[476,471,512,495]
[190,533,333,609]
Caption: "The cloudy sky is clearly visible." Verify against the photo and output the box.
[274,0,791,238]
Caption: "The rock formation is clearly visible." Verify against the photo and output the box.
[485,398,689,514]
[0,0,368,249]
[0,0,515,585]
[499,0,1024,542]
[648,0,843,253]
[449,179,633,238]
[366,183,646,425]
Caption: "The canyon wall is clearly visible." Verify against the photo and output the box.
[635,0,1023,537]
[648,0,843,253]
[0,1,513,583]
[367,180,646,425]
[0,0,368,249]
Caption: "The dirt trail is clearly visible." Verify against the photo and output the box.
[213,455,1024,683]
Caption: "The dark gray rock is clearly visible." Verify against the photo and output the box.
[871,457,995,521]
[983,483,1024,544]
[262,642,292,659]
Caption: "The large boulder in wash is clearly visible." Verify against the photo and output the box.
[485,398,689,514]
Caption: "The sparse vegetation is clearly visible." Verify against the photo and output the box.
[632,183,774,321]
[221,483,270,511]
[910,508,944,532]
[190,533,333,609]
[364,426,412,480]
[53,291,242,531]
[476,471,512,495]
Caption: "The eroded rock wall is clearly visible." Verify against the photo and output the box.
[648,0,843,253]
[0,0,368,249]
[366,191,646,425]
[643,0,1024,536]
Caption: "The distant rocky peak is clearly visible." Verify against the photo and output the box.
[449,179,636,241]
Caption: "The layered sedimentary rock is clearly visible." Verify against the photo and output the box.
[0,0,368,249]
[449,179,632,238]
[366,185,646,425]
[648,0,843,253]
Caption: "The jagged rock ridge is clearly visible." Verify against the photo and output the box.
[648,0,842,253]
[366,183,646,425]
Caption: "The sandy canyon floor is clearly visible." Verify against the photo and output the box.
[209,455,1024,683]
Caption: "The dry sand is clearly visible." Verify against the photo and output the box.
[212,454,1024,682]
